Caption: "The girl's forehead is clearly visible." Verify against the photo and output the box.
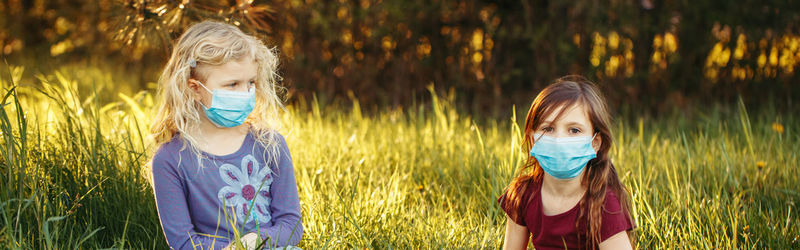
[198,57,258,81]
[542,103,591,125]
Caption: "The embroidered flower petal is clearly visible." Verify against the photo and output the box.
[220,163,248,187]
[217,186,245,207]
[253,165,273,187]
[235,203,249,224]
[241,155,259,178]
[254,191,271,205]
[255,203,272,221]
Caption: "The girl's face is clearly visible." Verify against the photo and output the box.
[189,57,258,107]
[533,104,602,151]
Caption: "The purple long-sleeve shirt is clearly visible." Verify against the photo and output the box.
[151,131,302,249]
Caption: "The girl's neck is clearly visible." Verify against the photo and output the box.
[185,117,251,156]
[541,172,586,198]
[194,116,250,142]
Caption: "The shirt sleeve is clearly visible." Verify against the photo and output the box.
[497,181,532,226]
[260,134,303,247]
[600,190,635,242]
[152,146,229,250]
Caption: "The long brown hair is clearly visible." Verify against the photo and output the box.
[503,75,634,248]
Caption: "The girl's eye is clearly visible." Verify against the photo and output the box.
[569,128,581,134]
[227,82,237,87]
[541,127,554,133]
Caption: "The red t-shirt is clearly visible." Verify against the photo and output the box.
[498,181,634,249]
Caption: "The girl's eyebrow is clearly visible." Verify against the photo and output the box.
[220,75,257,82]
[564,121,588,128]
[542,120,587,126]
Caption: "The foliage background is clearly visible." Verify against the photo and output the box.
[1,0,799,114]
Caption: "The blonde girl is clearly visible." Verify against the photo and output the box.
[499,75,635,249]
[148,21,302,249]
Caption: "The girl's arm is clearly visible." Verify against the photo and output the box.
[259,134,303,247]
[503,215,529,250]
[152,150,229,250]
[599,231,632,250]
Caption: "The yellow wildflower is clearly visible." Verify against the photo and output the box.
[772,122,784,134]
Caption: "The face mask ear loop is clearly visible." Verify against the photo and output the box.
[591,132,600,153]
[532,133,545,144]
[191,79,213,94]
[190,79,214,110]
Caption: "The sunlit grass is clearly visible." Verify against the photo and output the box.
[0,65,798,249]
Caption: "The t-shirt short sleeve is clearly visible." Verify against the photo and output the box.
[497,182,533,226]
[600,190,635,241]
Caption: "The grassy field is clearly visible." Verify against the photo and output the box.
[0,65,798,249]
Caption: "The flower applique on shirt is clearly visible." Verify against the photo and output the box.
[217,154,273,225]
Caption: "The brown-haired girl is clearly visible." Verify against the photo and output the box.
[498,75,635,249]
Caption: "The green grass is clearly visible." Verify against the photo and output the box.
[0,65,798,249]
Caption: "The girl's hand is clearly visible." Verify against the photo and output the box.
[223,232,261,250]
[240,232,261,249]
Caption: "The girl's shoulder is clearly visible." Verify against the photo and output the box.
[150,133,189,174]
[601,186,624,212]
[247,128,291,160]
[249,128,288,147]
[153,133,184,160]
[599,186,635,240]
[501,178,542,202]
[497,178,542,225]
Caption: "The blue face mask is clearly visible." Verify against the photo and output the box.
[530,133,597,179]
[195,80,256,128]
